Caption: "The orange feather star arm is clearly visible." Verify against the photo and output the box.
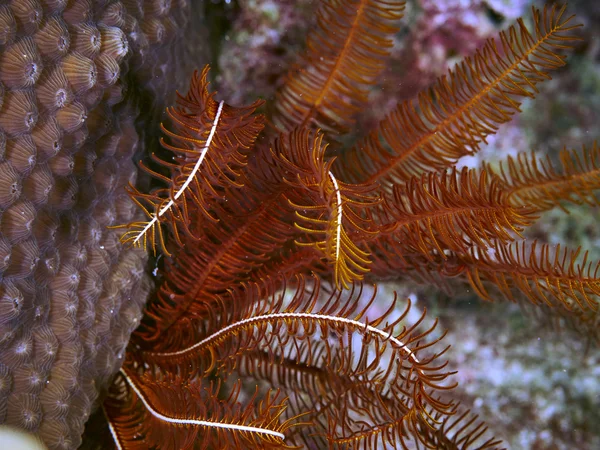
[111,66,264,256]
[335,4,582,186]
[273,0,406,136]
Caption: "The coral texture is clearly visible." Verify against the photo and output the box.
[0,1,198,448]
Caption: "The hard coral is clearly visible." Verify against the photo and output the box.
[0,1,202,448]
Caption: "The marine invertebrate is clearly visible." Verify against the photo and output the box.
[102,1,598,449]
[0,1,202,448]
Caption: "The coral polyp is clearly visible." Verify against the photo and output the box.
[0,1,196,447]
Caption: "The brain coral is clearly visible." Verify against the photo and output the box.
[0,1,199,448]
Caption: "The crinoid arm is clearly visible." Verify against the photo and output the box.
[274,128,380,288]
[486,142,600,212]
[104,370,295,450]
[273,0,406,136]
[336,4,582,186]
[459,241,600,312]
[112,66,265,255]
[134,275,458,449]
[365,167,537,270]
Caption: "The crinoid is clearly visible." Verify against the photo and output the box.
[102,1,598,449]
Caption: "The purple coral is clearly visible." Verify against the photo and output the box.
[0,1,201,448]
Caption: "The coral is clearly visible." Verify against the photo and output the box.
[0,1,206,448]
